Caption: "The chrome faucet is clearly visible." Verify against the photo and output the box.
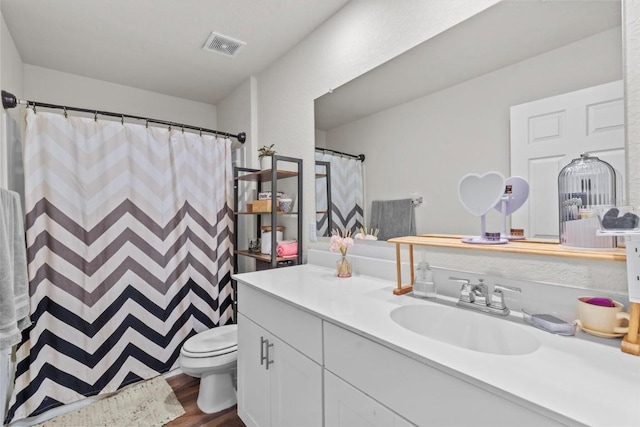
[449,277,521,316]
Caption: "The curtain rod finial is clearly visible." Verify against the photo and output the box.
[2,90,17,109]
[237,132,247,143]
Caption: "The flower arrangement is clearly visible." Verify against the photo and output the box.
[257,144,276,159]
[330,229,354,257]
[331,229,354,278]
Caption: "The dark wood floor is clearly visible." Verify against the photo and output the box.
[165,373,245,427]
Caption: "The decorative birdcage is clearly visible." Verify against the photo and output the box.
[558,153,616,248]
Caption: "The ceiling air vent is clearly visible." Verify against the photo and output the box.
[202,32,246,57]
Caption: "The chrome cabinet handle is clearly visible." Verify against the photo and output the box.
[265,340,274,370]
[260,336,267,366]
[260,336,275,370]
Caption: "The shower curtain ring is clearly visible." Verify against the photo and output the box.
[181,125,184,134]
[199,128,202,136]
[145,120,149,128]
[94,111,98,122]
[121,115,124,125]
[32,103,36,114]
[63,107,68,118]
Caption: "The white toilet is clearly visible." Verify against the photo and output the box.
[178,324,238,414]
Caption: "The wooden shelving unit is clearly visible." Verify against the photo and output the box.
[235,249,298,263]
[387,234,626,296]
[235,169,298,182]
[233,155,303,270]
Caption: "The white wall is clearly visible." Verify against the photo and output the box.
[1,14,24,194]
[23,65,217,129]
[315,129,326,149]
[217,76,255,153]
[625,0,640,206]
[324,28,622,235]
[255,0,502,254]
[217,77,257,273]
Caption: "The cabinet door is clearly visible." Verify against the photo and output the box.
[270,333,323,427]
[237,314,271,427]
[325,370,398,427]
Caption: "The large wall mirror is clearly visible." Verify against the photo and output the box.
[314,0,623,240]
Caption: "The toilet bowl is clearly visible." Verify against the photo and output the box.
[178,324,238,414]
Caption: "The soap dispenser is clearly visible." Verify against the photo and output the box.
[413,261,437,298]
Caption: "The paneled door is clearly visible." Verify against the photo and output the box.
[510,80,624,238]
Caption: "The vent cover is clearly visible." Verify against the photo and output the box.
[202,32,246,57]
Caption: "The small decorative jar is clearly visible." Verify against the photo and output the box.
[336,256,352,278]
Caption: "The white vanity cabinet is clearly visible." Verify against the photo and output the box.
[323,322,565,427]
[237,285,323,427]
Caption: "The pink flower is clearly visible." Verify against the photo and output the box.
[330,229,354,256]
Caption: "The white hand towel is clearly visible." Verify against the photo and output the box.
[0,189,30,350]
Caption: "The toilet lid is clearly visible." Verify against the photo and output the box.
[183,324,237,354]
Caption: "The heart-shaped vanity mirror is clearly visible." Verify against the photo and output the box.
[494,176,529,215]
[458,171,507,244]
[494,176,529,240]
[458,172,506,216]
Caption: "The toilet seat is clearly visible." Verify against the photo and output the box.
[181,324,238,359]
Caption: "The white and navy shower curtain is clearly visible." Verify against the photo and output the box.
[315,152,364,236]
[6,110,234,422]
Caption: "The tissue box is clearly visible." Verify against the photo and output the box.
[596,206,640,231]
[252,199,280,212]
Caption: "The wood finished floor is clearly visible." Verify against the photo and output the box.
[165,373,245,427]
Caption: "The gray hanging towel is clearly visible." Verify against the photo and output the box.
[0,189,30,351]
[369,198,416,241]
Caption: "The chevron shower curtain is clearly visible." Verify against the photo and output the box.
[6,110,234,422]
[315,152,364,236]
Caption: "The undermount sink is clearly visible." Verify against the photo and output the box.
[390,304,541,355]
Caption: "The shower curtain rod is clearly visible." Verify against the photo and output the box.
[1,90,246,143]
[315,147,365,161]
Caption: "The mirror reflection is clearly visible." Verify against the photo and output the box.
[314,0,622,240]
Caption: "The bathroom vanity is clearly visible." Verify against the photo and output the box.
[234,264,640,427]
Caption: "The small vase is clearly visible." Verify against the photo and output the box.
[259,156,272,170]
[336,255,352,278]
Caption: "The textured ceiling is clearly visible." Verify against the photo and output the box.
[1,0,349,105]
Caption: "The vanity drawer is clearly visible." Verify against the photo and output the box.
[237,283,323,363]
[323,321,565,427]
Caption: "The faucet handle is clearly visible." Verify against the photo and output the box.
[449,277,474,303]
[490,284,522,312]
[494,284,522,293]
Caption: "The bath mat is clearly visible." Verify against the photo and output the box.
[36,376,185,426]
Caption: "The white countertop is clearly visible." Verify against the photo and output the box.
[233,264,640,427]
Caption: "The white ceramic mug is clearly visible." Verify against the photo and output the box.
[576,297,630,334]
